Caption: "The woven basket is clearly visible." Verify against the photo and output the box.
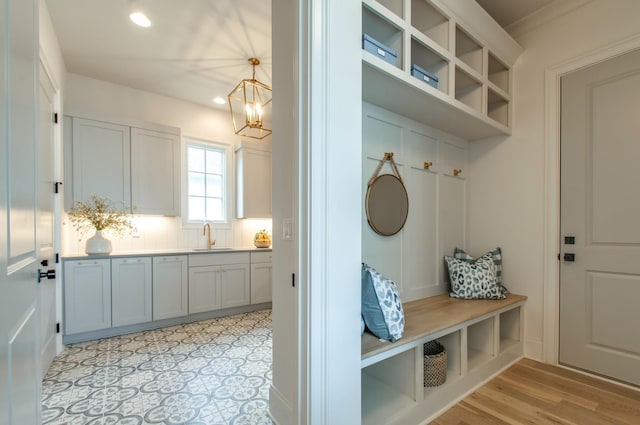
[423,340,447,387]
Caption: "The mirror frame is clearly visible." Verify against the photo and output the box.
[365,173,409,236]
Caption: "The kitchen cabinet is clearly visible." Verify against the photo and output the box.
[131,127,180,215]
[153,255,188,320]
[63,249,269,343]
[64,259,111,335]
[236,143,272,218]
[71,118,131,206]
[65,116,180,214]
[250,251,272,304]
[111,257,152,327]
[188,252,251,314]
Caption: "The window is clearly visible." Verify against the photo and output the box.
[186,141,228,223]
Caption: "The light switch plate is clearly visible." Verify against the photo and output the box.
[283,218,293,240]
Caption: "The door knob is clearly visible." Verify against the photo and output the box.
[37,269,56,283]
[563,253,575,262]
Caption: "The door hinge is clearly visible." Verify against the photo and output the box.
[557,253,561,261]
[55,253,60,264]
[56,323,61,334]
[53,113,59,124]
[54,181,63,194]
[292,273,295,288]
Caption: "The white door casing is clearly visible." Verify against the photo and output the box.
[559,47,640,386]
[38,60,59,378]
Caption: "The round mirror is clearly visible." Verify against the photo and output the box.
[365,174,409,236]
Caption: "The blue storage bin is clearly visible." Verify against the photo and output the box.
[362,34,398,67]
[411,64,439,89]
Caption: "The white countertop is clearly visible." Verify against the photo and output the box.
[62,246,272,261]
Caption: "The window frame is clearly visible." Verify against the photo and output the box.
[181,137,233,228]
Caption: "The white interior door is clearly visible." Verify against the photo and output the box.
[560,48,640,386]
[0,0,42,422]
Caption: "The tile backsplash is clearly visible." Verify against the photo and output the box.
[62,215,272,255]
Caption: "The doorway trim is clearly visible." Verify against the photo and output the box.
[543,33,640,364]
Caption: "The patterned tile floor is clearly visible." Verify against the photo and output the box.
[42,310,274,425]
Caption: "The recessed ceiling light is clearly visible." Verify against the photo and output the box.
[129,12,151,28]
[213,97,226,105]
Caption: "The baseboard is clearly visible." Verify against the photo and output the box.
[269,384,294,425]
[525,337,543,361]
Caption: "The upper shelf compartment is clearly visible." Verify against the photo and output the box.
[361,0,522,140]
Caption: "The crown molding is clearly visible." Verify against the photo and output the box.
[505,0,593,40]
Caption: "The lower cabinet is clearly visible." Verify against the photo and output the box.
[63,250,268,340]
[188,252,250,314]
[250,251,272,304]
[188,265,221,314]
[64,259,111,335]
[153,255,188,320]
[111,257,152,327]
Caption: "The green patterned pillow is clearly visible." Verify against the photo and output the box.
[445,254,505,300]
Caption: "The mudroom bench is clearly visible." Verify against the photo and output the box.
[361,293,527,425]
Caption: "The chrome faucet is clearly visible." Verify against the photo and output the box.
[203,223,215,248]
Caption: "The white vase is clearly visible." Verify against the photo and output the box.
[85,230,112,255]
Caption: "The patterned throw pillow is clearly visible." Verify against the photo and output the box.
[454,247,509,294]
[361,263,405,342]
[445,254,505,300]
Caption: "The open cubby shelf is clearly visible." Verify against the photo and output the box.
[362,0,521,140]
[361,294,526,425]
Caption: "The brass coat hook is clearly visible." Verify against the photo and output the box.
[453,169,462,177]
[424,161,433,170]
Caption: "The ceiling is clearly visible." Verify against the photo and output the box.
[475,0,557,28]
[46,0,552,110]
[46,0,272,110]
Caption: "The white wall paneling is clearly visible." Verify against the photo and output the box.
[362,102,467,302]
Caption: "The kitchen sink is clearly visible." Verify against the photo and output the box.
[192,247,233,251]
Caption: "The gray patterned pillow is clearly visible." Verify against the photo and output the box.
[454,247,509,294]
[445,254,505,300]
[361,263,405,342]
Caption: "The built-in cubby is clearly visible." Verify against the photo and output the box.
[361,294,526,425]
[363,4,404,70]
[423,331,462,399]
[488,52,509,92]
[411,38,448,93]
[455,66,482,112]
[455,26,483,75]
[467,317,495,371]
[499,307,522,353]
[411,0,448,50]
[362,350,417,425]
[361,0,522,139]
[376,0,404,19]
[487,88,509,127]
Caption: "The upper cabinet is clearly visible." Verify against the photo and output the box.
[71,118,131,206]
[65,116,181,215]
[131,127,180,215]
[236,140,272,219]
[361,0,522,140]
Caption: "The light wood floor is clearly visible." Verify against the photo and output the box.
[431,358,640,425]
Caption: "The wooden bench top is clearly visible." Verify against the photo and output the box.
[362,293,527,363]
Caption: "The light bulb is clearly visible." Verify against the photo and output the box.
[130,12,151,28]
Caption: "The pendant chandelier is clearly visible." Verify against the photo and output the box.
[227,58,272,140]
